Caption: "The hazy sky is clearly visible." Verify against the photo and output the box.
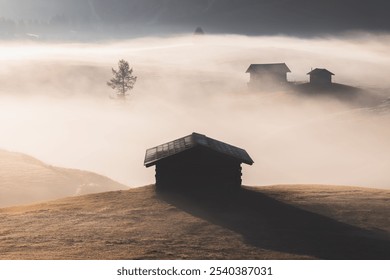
[0,0,389,36]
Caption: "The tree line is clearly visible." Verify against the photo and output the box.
[0,15,97,38]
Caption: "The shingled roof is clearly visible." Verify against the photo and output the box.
[144,133,254,167]
[307,68,335,76]
[246,63,291,74]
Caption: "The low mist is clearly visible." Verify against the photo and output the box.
[0,33,390,189]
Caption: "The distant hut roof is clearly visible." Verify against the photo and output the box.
[194,27,205,35]
[144,132,254,167]
[246,63,291,74]
[307,68,335,76]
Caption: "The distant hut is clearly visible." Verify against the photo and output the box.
[194,27,205,35]
[144,133,254,192]
[307,68,335,86]
[246,63,291,90]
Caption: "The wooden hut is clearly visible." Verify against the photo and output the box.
[144,133,254,192]
[246,63,291,90]
[194,27,205,35]
[307,68,335,86]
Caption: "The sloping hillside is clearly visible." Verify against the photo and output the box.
[250,185,390,234]
[0,149,128,207]
[0,185,388,260]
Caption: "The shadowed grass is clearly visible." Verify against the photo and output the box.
[0,185,388,259]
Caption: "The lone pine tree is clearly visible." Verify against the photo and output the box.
[107,59,137,99]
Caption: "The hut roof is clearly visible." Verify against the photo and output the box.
[194,27,205,35]
[144,133,254,167]
[246,63,291,74]
[307,68,335,76]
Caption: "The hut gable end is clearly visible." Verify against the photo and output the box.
[307,68,335,85]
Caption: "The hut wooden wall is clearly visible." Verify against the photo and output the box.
[249,72,289,90]
[310,74,332,85]
[155,147,242,193]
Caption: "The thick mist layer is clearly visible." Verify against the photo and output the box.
[0,34,389,189]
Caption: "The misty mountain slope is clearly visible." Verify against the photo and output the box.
[0,0,93,21]
[0,185,388,260]
[0,0,389,36]
[0,149,128,207]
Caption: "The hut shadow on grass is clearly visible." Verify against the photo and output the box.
[157,186,390,259]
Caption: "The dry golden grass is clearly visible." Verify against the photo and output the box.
[0,186,301,260]
[248,185,390,234]
[0,184,388,260]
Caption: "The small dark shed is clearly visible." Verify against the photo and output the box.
[194,27,205,35]
[308,68,335,86]
[246,63,291,90]
[144,133,254,192]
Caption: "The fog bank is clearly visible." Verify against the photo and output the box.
[0,34,389,189]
